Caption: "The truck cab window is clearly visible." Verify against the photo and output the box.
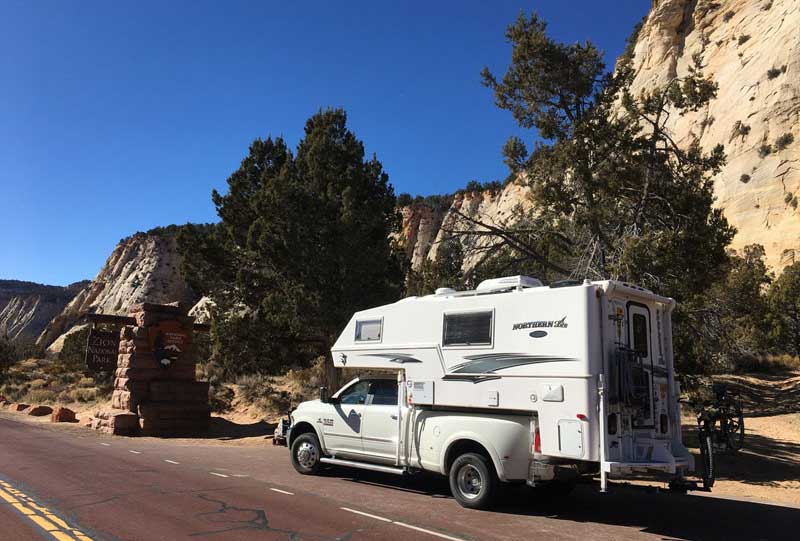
[368,380,398,405]
[338,381,370,405]
[443,311,493,346]
[632,313,648,358]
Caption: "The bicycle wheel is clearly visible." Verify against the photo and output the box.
[726,408,745,452]
[698,427,715,490]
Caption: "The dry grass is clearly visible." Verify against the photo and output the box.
[0,357,112,406]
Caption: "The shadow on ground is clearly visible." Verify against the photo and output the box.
[717,371,800,418]
[336,468,798,540]
[680,421,800,487]
[200,417,276,441]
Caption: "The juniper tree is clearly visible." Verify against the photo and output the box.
[468,12,736,371]
[180,109,403,383]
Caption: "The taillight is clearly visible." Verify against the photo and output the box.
[533,426,542,454]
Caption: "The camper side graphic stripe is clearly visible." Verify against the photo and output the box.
[450,353,578,374]
[361,353,423,364]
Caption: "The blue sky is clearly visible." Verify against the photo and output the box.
[0,1,649,286]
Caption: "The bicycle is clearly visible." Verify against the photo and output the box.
[709,383,745,453]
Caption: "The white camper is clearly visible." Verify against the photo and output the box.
[286,276,694,508]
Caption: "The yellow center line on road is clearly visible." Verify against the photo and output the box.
[0,480,95,541]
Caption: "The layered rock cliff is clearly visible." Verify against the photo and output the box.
[403,0,799,273]
[399,182,535,270]
[37,230,198,348]
[626,0,799,270]
[0,280,87,343]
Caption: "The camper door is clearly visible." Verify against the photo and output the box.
[627,303,655,428]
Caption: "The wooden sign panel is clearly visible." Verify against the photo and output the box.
[85,328,120,372]
[148,320,190,369]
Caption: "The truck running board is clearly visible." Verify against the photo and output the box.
[320,457,406,475]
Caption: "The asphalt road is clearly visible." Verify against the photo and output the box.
[0,413,797,541]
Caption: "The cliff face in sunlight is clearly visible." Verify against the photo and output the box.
[37,232,198,348]
[625,0,799,270]
[403,0,800,273]
[0,280,86,343]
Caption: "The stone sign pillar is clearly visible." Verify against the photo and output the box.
[92,303,210,436]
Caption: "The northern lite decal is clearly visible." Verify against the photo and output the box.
[512,316,568,330]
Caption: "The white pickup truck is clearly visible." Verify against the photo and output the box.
[287,375,573,509]
[285,277,695,509]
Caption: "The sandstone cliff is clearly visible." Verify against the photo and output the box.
[399,182,535,270]
[626,0,799,270]
[37,231,198,348]
[0,280,86,343]
[404,0,799,273]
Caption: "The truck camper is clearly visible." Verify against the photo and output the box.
[286,276,695,508]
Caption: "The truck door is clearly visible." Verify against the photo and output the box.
[326,380,368,455]
[627,303,655,428]
[361,379,400,460]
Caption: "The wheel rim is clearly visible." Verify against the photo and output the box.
[456,464,483,500]
[296,441,318,469]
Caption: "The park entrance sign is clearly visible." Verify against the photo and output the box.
[84,328,120,372]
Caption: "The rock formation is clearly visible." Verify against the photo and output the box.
[625,0,800,270]
[399,182,535,270]
[37,230,198,348]
[403,0,799,274]
[0,280,87,343]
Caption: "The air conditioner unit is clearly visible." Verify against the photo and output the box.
[476,275,543,293]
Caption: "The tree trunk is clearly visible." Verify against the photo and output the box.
[324,349,340,392]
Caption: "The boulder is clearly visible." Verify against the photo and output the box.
[51,407,77,423]
[27,405,53,417]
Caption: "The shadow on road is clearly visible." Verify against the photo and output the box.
[332,468,799,540]
[199,417,276,441]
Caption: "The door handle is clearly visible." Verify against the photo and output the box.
[390,414,398,420]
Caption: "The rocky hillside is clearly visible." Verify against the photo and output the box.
[37,230,198,348]
[627,0,799,270]
[400,182,534,270]
[403,0,799,273]
[0,280,87,343]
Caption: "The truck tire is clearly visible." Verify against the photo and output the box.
[449,452,498,509]
[291,433,322,475]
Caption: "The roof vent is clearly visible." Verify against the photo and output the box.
[435,287,457,296]
[476,275,543,293]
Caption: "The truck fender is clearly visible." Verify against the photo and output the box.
[288,420,328,455]
[439,432,507,481]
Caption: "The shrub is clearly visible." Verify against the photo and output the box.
[24,388,59,404]
[209,384,234,413]
[731,121,751,139]
[396,193,412,207]
[723,10,735,21]
[792,197,799,210]
[67,387,98,403]
[784,193,793,204]
[738,35,751,45]
[762,1,773,10]
[740,174,751,183]
[767,67,783,79]
[775,133,794,151]
[758,144,773,157]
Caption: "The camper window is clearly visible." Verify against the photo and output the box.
[632,313,648,358]
[442,311,493,347]
[355,319,383,342]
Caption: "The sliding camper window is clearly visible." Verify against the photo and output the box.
[355,318,383,342]
[442,310,493,347]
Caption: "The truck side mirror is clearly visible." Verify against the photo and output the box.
[320,386,329,404]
